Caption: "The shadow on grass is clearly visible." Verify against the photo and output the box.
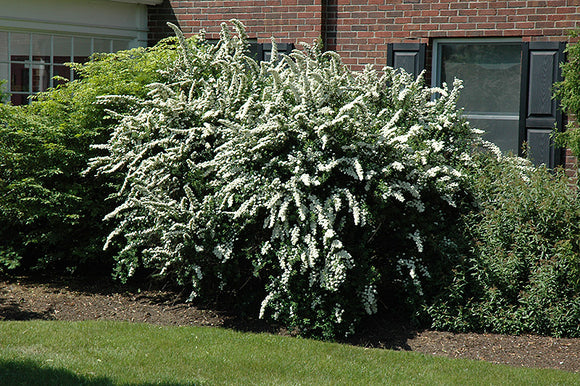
[0,359,195,386]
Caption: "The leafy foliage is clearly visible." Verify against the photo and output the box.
[554,30,580,158]
[91,22,479,338]
[0,39,180,273]
[429,153,580,337]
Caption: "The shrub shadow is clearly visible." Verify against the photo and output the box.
[0,299,52,321]
[0,359,194,386]
[343,316,420,351]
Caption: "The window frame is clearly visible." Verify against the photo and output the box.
[431,38,524,155]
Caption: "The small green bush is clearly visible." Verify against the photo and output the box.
[428,152,580,337]
[0,39,180,274]
[554,29,580,158]
[91,22,479,338]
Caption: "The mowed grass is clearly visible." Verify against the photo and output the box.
[0,320,577,385]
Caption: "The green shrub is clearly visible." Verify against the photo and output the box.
[554,29,580,158]
[0,39,181,274]
[428,152,580,337]
[90,21,479,338]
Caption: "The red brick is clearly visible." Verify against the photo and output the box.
[556,7,577,14]
[458,9,478,16]
[395,17,413,24]
[528,14,548,21]
[489,1,509,8]
[440,23,458,30]
[440,10,458,17]
[468,16,490,23]
[478,23,499,29]
[527,1,547,6]
[421,10,439,17]
[502,29,523,36]
[515,22,535,29]
[507,15,527,22]
[432,3,450,10]
[522,28,543,36]
[488,16,508,22]
[402,23,421,31]
[555,20,580,28]
[496,22,516,29]
[478,9,498,16]
[449,16,469,23]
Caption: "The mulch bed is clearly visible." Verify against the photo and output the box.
[1,275,578,374]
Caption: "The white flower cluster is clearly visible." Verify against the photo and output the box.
[90,21,481,337]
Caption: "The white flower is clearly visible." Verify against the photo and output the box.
[409,230,423,253]
[354,159,364,181]
[391,161,404,171]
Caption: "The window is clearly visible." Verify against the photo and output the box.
[248,42,294,63]
[0,31,130,105]
[432,40,522,154]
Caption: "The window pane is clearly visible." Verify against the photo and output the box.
[73,37,91,64]
[11,93,29,105]
[93,38,111,53]
[53,64,71,86]
[263,50,271,63]
[440,43,521,114]
[11,62,28,92]
[11,33,30,60]
[0,32,8,62]
[53,36,72,64]
[467,115,520,155]
[31,62,49,92]
[0,63,8,100]
[32,34,51,59]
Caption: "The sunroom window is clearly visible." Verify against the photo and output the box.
[0,31,130,105]
[432,40,522,154]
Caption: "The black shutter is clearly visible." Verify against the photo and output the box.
[387,43,426,79]
[519,41,566,167]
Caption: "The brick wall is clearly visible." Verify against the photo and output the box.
[148,0,323,46]
[150,1,580,68]
[148,0,580,174]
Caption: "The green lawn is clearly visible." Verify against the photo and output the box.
[0,320,577,385]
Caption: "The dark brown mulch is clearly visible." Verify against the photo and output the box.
[0,275,578,374]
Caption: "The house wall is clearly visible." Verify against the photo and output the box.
[148,0,580,177]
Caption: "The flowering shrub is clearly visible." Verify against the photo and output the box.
[91,21,480,337]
